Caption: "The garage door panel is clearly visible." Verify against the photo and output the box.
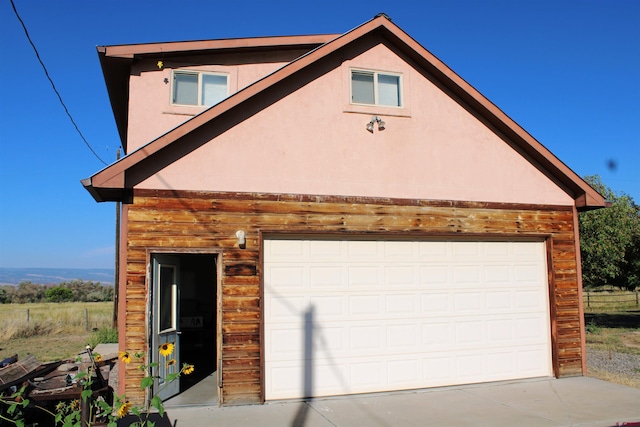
[418,240,449,258]
[422,322,453,347]
[347,240,380,258]
[309,240,343,257]
[266,239,306,260]
[385,265,416,287]
[314,295,345,318]
[386,294,416,315]
[452,265,482,285]
[348,294,382,316]
[348,266,382,287]
[387,323,419,348]
[309,266,344,288]
[420,265,450,285]
[267,295,305,321]
[453,292,483,312]
[264,238,551,400]
[485,291,512,310]
[420,293,451,313]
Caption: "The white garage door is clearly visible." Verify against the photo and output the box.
[264,238,551,400]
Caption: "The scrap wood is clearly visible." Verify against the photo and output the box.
[0,358,63,393]
[0,355,40,386]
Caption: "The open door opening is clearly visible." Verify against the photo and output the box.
[151,253,219,406]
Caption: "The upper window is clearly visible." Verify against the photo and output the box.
[172,71,228,106]
[351,70,402,107]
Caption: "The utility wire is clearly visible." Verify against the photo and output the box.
[10,0,108,166]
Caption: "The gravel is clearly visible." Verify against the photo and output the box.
[587,347,640,380]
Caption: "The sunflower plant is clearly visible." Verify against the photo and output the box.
[114,343,194,426]
[0,344,194,427]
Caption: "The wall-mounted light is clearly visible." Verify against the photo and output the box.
[366,116,386,133]
[235,230,246,249]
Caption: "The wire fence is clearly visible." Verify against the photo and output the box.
[583,291,640,311]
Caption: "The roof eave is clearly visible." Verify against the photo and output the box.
[99,34,341,59]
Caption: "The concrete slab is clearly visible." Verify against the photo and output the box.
[166,377,640,427]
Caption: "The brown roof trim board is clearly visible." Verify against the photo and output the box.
[98,34,341,59]
[85,15,605,210]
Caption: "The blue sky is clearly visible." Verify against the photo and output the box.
[1,0,638,269]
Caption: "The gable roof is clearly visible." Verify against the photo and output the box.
[84,14,605,210]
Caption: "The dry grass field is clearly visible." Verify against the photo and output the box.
[0,301,113,362]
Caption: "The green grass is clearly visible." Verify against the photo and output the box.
[0,301,114,362]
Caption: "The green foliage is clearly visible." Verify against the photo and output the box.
[585,319,601,334]
[1,280,114,304]
[46,286,74,303]
[580,175,640,290]
[89,327,118,347]
[12,281,46,303]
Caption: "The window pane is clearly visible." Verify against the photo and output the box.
[173,73,198,105]
[202,74,228,106]
[351,71,375,104]
[378,74,401,106]
[159,265,175,332]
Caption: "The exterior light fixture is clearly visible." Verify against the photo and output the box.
[236,230,246,249]
[366,116,386,133]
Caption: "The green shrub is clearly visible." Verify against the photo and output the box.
[89,326,118,347]
[586,320,601,334]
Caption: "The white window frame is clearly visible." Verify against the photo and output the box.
[350,69,403,108]
[171,70,229,107]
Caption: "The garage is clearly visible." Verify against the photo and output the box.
[264,237,552,400]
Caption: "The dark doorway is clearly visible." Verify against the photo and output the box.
[176,253,218,392]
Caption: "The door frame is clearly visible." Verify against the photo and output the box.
[147,249,223,405]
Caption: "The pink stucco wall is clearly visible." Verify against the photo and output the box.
[131,43,573,206]
[127,56,296,152]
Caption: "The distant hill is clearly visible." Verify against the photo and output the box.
[0,268,115,286]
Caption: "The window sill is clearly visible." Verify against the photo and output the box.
[162,105,207,117]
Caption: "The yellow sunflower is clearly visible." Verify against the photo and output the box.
[182,364,195,375]
[159,342,174,357]
[117,401,132,418]
[166,359,176,367]
[95,354,103,362]
[119,351,131,364]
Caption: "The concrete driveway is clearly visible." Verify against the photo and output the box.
[165,377,640,426]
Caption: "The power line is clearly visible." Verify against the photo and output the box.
[10,0,108,166]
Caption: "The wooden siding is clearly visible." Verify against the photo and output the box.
[122,189,582,405]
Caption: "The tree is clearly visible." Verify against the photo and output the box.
[13,281,47,303]
[45,286,74,303]
[579,175,640,290]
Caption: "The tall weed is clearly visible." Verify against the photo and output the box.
[0,302,112,341]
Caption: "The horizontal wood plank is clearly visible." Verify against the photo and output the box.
[122,189,581,405]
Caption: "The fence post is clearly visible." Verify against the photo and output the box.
[636,291,639,307]
[84,308,89,332]
[587,291,590,308]
[26,309,30,323]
